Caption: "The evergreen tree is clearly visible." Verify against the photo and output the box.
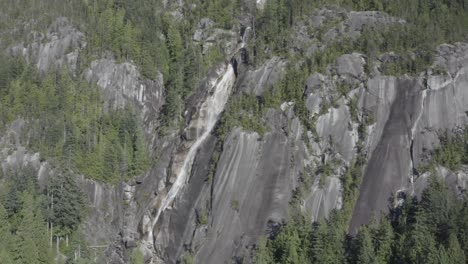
[371,217,394,263]
[255,238,274,264]
[13,193,40,264]
[0,249,14,264]
[48,170,84,239]
[0,204,12,252]
[446,234,466,264]
[355,227,376,264]
[310,220,327,263]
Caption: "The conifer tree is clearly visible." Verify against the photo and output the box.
[14,193,40,264]
[355,227,375,264]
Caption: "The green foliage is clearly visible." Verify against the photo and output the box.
[130,248,145,264]
[0,164,88,264]
[348,95,359,123]
[204,0,238,29]
[433,130,468,171]
[197,207,208,225]
[263,61,314,131]
[259,175,468,264]
[46,170,85,237]
[355,227,376,264]
[0,65,150,183]
[231,199,240,212]
[217,94,268,139]
[255,238,274,264]
[181,253,196,264]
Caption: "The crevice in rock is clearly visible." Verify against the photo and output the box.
[409,138,417,194]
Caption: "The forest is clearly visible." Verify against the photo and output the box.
[0,0,467,263]
[255,130,468,264]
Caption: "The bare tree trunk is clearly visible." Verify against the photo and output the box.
[50,193,54,248]
[50,223,53,249]
[56,236,60,255]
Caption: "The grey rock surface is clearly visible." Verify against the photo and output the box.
[349,43,468,233]
[0,121,124,263]
[324,11,405,42]
[315,98,359,164]
[237,56,287,95]
[193,18,215,42]
[413,165,468,198]
[2,9,468,264]
[335,53,366,79]
[84,59,165,139]
[350,77,424,233]
[302,176,343,222]
[8,17,85,72]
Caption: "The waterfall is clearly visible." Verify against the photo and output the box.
[148,64,236,241]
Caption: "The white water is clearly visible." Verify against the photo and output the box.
[409,89,427,195]
[148,64,236,241]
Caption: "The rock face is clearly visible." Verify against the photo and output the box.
[237,56,287,95]
[2,9,468,264]
[350,77,424,232]
[412,165,468,198]
[324,11,405,41]
[84,59,165,138]
[349,43,468,233]
[291,8,404,56]
[9,17,85,72]
[150,104,321,263]
[193,18,215,42]
[197,127,293,263]
[0,120,124,263]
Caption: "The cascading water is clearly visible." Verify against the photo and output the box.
[148,63,236,243]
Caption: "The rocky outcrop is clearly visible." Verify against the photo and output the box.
[237,56,287,95]
[2,8,468,264]
[413,165,468,197]
[8,17,85,72]
[292,8,404,56]
[349,43,468,233]
[193,18,215,42]
[323,11,405,42]
[196,126,293,263]
[84,59,165,141]
[148,103,320,263]
[0,120,124,263]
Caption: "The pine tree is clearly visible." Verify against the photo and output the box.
[401,208,438,264]
[0,249,14,264]
[355,227,376,264]
[372,217,394,263]
[0,204,12,253]
[48,171,84,239]
[446,234,466,264]
[33,197,53,264]
[310,220,326,263]
[14,193,40,264]
[255,238,274,264]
